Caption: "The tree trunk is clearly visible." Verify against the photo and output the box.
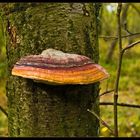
[2,3,100,137]
[105,3,130,63]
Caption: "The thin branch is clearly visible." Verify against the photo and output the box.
[123,24,133,35]
[0,105,8,117]
[99,89,114,97]
[99,32,140,40]
[122,40,140,54]
[100,102,140,108]
[87,109,115,136]
[113,3,122,137]
[99,36,117,39]
[130,4,140,15]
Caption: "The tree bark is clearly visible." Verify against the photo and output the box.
[2,3,100,137]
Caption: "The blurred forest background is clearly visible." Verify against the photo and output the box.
[0,3,140,137]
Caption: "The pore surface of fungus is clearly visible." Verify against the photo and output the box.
[12,48,109,85]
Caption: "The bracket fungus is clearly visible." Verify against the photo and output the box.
[12,48,109,85]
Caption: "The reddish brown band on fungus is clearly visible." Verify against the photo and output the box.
[12,48,109,85]
[16,55,93,68]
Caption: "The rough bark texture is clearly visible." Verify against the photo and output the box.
[2,3,100,137]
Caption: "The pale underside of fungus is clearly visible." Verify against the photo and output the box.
[12,48,109,85]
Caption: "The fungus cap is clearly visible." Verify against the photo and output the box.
[12,48,109,85]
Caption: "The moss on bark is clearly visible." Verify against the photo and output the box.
[3,3,100,137]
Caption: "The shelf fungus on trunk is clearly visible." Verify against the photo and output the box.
[12,48,109,85]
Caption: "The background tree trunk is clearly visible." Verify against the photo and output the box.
[2,3,100,137]
[105,3,130,63]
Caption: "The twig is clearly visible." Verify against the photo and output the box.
[122,40,140,54]
[99,32,140,40]
[0,105,8,117]
[99,89,114,97]
[99,36,117,39]
[87,109,115,136]
[130,4,140,15]
[100,102,140,108]
[113,5,140,137]
[113,3,122,137]
[124,24,133,35]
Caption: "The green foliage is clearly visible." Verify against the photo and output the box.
[0,112,7,136]
[0,12,7,82]
[98,4,140,137]
[99,39,140,137]
[127,4,140,33]
[0,10,7,137]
